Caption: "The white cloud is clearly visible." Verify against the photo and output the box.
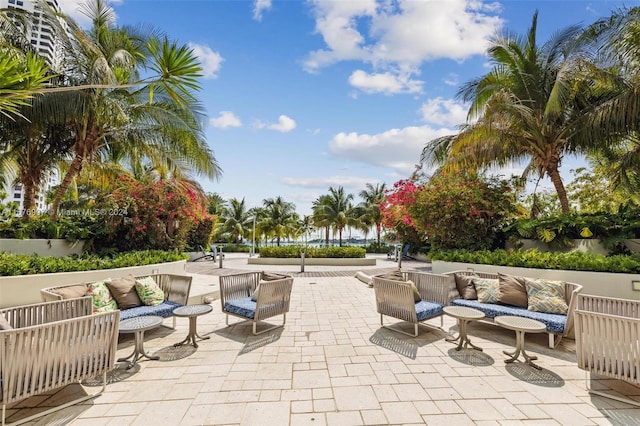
[419,98,468,127]
[348,69,423,95]
[303,0,502,95]
[444,73,460,86]
[210,111,242,129]
[268,115,297,133]
[328,125,454,175]
[253,0,272,21]
[188,43,223,79]
[282,175,380,189]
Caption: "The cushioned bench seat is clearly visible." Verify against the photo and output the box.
[119,301,183,321]
[450,299,566,334]
[415,301,445,321]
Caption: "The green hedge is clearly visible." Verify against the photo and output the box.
[428,249,640,274]
[258,246,366,258]
[0,250,188,276]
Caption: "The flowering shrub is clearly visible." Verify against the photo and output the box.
[410,172,517,250]
[381,173,517,250]
[104,177,207,251]
[380,179,425,246]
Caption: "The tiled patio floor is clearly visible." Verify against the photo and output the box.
[6,266,640,425]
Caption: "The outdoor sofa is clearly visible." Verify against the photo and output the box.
[0,297,120,426]
[40,274,192,327]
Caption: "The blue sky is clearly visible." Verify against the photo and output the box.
[61,0,631,215]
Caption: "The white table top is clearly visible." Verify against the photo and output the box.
[494,315,546,333]
[172,304,213,317]
[443,306,485,320]
[119,315,163,333]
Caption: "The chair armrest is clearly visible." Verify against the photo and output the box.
[372,277,417,323]
[150,274,193,306]
[0,296,93,328]
[404,272,457,305]
[561,282,583,336]
[255,277,293,321]
[577,293,639,318]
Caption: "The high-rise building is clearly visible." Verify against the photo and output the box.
[0,0,66,71]
[0,0,65,214]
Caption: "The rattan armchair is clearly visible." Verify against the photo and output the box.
[219,272,293,335]
[575,294,640,406]
[1,297,120,425]
[372,271,454,337]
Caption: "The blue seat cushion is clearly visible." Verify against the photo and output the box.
[450,299,567,334]
[415,300,445,321]
[224,297,256,319]
[119,301,182,320]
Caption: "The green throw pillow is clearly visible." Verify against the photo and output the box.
[407,280,422,302]
[525,278,568,315]
[86,279,118,313]
[135,276,165,306]
[473,278,500,304]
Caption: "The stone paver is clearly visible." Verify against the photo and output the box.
[5,255,640,425]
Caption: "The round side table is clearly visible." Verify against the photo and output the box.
[173,304,213,348]
[443,306,485,351]
[494,315,546,369]
[118,316,163,369]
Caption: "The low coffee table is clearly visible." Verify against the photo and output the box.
[443,306,485,351]
[118,316,163,369]
[173,304,213,348]
[495,315,546,369]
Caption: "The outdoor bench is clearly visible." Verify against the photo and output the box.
[0,297,120,426]
[444,270,583,348]
[40,274,192,327]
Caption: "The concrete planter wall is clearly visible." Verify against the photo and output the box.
[432,260,640,300]
[625,239,640,253]
[506,238,609,255]
[248,257,376,266]
[1,238,85,257]
[0,260,187,308]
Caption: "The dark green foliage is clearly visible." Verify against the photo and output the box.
[185,216,215,251]
[0,215,103,241]
[258,246,366,258]
[0,250,188,276]
[428,249,640,274]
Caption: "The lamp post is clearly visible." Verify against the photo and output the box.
[251,215,257,257]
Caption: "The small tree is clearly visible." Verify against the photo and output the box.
[409,172,517,251]
[380,179,425,247]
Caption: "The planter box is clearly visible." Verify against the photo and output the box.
[625,239,640,253]
[506,238,609,255]
[248,257,376,266]
[432,260,640,300]
[0,238,85,257]
[0,260,187,308]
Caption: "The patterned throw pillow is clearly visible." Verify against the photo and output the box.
[525,278,568,314]
[86,280,118,313]
[135,276,165,306]
[473,278,500,304]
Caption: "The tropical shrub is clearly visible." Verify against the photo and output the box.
[428,249,640,274]
[0,214,103,241]
[103,177,207,251]
[185,215,216,251]
[380,179,424,246]
[0,250,188,276]
[258,246,365,258]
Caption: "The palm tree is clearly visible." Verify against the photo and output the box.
[315,186,354,246]
[47,0,220,219]
[358,182,387,246]
[312,194,332,246]
[421,11,606,213]
[259,196,298,246]
[219,197,251,244]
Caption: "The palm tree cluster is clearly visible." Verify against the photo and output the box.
[0,0,221,219]
[421,8,640,215]
[208,183,387,247]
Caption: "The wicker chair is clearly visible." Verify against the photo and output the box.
[219,272,293,335]
[1,297,120,425]
[575,294,640,406]
[372,271,455,337]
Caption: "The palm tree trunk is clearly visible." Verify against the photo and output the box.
[325,226,329,245]
[50,153,84,220]
[548,167,570,213]
[21,177,37,219]
[376,223,381,246]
